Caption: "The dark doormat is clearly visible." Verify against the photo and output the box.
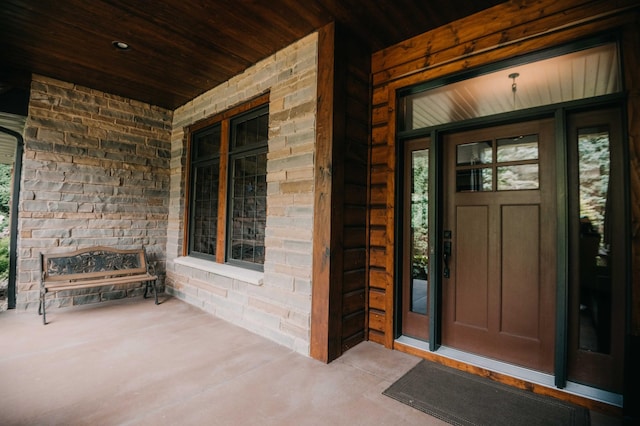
[383,360,589,426]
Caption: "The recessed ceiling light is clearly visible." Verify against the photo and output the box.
[112,41,130,50]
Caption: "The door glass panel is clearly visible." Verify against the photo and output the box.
[456,141,492,165]
[497,134,538,162]
[497,164,539,190]
[577,126,611,353]
[456,168,492,192]
[410,148,429,314]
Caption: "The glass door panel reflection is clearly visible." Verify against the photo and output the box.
[576,126,612,353]
[567,107,624,393]
[456,141,492,192]
[402,137,430,340]
[410,148,429,314]
[496,134,539,190]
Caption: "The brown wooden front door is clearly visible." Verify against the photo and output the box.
[442,119,556,372]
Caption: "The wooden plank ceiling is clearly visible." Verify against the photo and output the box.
[0,0,503,110]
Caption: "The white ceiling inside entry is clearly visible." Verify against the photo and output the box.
[402,43,621,130]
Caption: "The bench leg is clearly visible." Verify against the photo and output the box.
[144,280,159,305]
[40,289,47,325]
[153,279,158,305]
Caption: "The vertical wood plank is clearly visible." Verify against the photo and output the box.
[311,21,370,360]
[383,88,396,349]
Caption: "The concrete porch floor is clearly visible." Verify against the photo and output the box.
[0,296,622,425]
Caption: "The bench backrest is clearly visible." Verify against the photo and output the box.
[42,246,149,282]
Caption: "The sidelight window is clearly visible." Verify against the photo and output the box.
[575,125,612,353]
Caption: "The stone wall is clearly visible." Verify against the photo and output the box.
[167,33,318,355]
[18,75,172,310]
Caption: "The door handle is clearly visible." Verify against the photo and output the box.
[443,241,451,278]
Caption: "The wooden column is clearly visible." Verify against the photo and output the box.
[311,22,342,362]
[311,22,370,362]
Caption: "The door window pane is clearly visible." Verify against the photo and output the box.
[456,168,493,192]
[497,164,539,190]
[497,134,538,162]
[457,141,492,165]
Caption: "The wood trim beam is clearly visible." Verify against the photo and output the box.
[311,21,341,362]
[216,119,230,263]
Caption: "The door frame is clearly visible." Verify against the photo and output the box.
[395,94,630,389]
[0,125,23,310]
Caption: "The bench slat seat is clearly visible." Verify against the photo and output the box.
[44,267,149,282]
[39,246,158,324]
[44,273,158,291]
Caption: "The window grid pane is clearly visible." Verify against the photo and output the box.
[229,152,266,265]
[233,110,269,150]
[191,162,219,255]
[194,126,221,158]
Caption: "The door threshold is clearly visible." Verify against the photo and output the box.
[395,335,623,410]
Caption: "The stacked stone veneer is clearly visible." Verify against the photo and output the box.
[167,33,318,354]
[18,75,172,310]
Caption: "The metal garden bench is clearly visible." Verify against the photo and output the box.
[39,246,158,324]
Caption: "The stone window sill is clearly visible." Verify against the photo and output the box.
[174,257,264,286]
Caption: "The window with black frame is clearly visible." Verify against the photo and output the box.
[228,107,268,268]
[187,103,268,270]
[189,125,221,259]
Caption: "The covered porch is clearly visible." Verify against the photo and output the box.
[0,297,620,425]
[0,0,638,421]
[0,297,427,425]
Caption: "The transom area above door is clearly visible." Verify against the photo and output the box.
[398,42,620,130]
